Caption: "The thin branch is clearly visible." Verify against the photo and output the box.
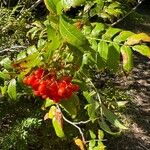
[73,120,91,125]
[28,0,43,11]
[111,0,144,26]
[86,37,124,46]
[57,105,86,143]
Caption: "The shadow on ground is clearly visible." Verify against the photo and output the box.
[106,53,150,150]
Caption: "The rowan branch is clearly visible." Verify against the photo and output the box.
[111,0,145,26]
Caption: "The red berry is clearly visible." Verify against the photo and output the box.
[38,82,47,95]
[64,89,72,98]
[72,84,79,91]
[42,95,48,99]
[33,90,41,96]
[31,79,40,90]
[26,75,36,85]
[58,87,66,96]
[34,68,44,79]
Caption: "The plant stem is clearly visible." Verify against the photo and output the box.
[56,104,86,143]
[111,0,144,26]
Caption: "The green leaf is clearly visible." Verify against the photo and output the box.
[89,140,96,149]
[89,130,96,139]
[61,0,86,10]
[97,141,106,150]
[37,39,46,48]
[44,0,59,13]
[0,71,10,80]
[113,31,134,43]
[13,51,42,70]
[99,119,121,135]
[0,57,12,69]
[0,85,7,96]
[43,98,55,108]
[27,45,37,55]
[98,41,109,67]
[59,15,89,51]
[132,45,150,58]
[121,46,133,72]
[83,91,96,103]
[91,23,105,37]
[84,91,99,121]
[102,105,127,130]
[107,44,120,71]
[98,130,104,140]
[7,79,17,100]
[44,25,61,61]
[17,51,27,61]
[102,27,121,40]
[52,117,65,138]
[60,94,79,118]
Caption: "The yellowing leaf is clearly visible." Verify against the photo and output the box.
[52,109,65,138]
[121,46,133,72]
[44,113,49,120]
[74,138,85,150]
[48,106,57,119]
[125,33,150,45]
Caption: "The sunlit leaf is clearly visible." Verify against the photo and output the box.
[44,0,59,13]
[91,23,105,37]
[102,27,121,40]
[125,33,150,45]
[61,0,86,10]
[0,57,12,70]
[117,101,128,107]
[0,71,10,80]
[89,130,96,139]
[59,15,89,51]
[0,85,7,96]
[98,130,104,140]
[113,31,134,43]
[43,98,55,108]
[74,138,85,150]
[7,79,17,100]
[132,45,150,58]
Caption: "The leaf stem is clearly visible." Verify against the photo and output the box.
[56,104,86,143]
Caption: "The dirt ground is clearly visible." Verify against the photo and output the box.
[107,53,150,150]
[106,1,150,149]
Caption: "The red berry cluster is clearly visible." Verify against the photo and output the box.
[23,68,79,103]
